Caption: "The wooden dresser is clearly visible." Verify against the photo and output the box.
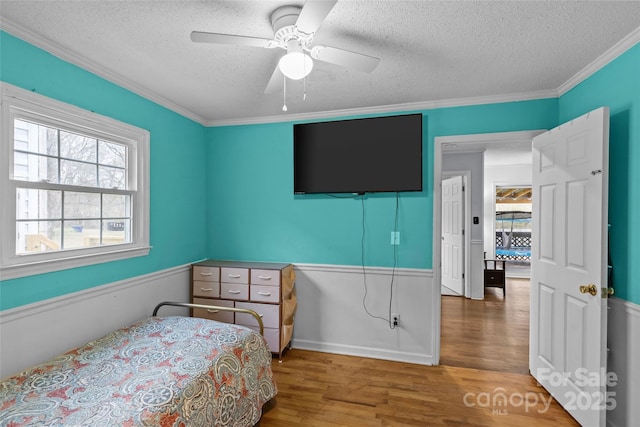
[191,260,296,360]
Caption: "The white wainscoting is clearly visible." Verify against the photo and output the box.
[470,240,485,299]
[607,297,640,427]
[0,264,191,378]
[292,263,435,365]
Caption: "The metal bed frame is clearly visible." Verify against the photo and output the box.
[153,301,264,336]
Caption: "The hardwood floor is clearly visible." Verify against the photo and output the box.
[260,277,579,426]
[440,278,531,375]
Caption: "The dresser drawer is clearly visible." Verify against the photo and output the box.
[484,270,505,285]
[193,266,219,282]
[193,280,220,298]
[192,298,234,323]
[251,269,281,286]
[250,284,279,303]
[221,283,249,300]
[262,327,280,353]
[236,302,279,329]
[221,267,249,284]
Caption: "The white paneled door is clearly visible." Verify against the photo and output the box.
[442,175,464,296]
[530,107,610,426]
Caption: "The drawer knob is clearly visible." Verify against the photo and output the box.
[200,287,213,292]
[228,274,241,279]
[200,272,213,276]
[258,275,272,280]
[206,309,219,313]
[228,290,241,294]
[258,291,272,296]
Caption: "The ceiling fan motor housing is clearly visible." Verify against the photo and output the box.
[271,6,300,32]
[271,6,312,49]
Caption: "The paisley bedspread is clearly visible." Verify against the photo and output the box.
[0,316,277,426]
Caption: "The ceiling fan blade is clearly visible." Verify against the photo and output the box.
[311,45,380,73]
[190,31,274,48]
[264,63,284,94]
[295,0,338,34]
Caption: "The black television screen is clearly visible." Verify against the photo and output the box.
[293,114,423,194]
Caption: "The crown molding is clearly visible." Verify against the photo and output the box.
[2,16,638,128]
[206,89,558,127]
[0,18,207,126]
[557,24,640,96]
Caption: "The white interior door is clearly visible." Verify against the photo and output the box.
[442,176,464,296]
[530,107,610,426]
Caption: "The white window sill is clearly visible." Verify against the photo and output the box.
[0,246,152,281]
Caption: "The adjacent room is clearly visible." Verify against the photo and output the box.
[1,1,640,426]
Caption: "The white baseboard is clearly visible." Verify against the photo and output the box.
[441,285,461,296]
[0,264,191,378]
[293,339,434,365]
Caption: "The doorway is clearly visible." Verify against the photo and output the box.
[431,130,544,365]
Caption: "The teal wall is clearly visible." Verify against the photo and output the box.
[206,117,430,268]
[0,31,208,310]
[559,43,640,304]
[206,99,558,269]
[2,30,638,310]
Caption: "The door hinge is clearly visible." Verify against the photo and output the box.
[462,229,465,235]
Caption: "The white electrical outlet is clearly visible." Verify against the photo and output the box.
[392,313,400,326]
[391,231,400,245]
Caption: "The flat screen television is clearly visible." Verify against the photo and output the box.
[293,114,423,194]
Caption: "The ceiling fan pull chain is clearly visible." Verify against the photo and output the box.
[282,75,288,112]
[303,58,307,101]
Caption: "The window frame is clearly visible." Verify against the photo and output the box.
[1,83,150,280]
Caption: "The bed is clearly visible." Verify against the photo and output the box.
[0,302,277,426]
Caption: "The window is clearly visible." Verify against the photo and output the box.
[1,83,150,280]
[494,186,532,263]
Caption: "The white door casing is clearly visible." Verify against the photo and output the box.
[442,176,464,296]
[530,107,610,426]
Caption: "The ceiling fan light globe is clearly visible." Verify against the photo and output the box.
[279,51,313,80]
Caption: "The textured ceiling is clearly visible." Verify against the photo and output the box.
[1,1,640,125]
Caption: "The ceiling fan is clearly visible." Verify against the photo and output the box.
[190,0,381,95]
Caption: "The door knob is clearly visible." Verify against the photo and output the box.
[579,284,598,296]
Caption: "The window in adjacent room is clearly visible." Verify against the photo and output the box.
[494,186,532,265]
[1,83,150,280]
